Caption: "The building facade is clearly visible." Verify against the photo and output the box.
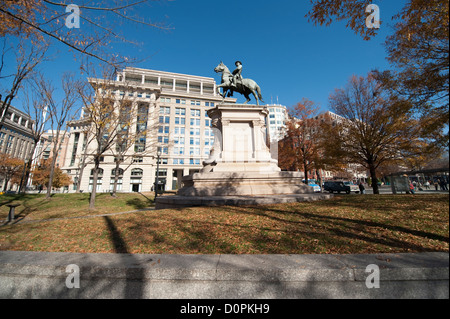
[0,105,35,190]
[0,105,35,160]
[266,104,288,142]
[63,67,238,193]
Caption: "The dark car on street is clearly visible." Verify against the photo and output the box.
[323,181,359,194]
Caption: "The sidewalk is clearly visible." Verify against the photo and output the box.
[0,250,448,299]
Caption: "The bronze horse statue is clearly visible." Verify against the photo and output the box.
[214,62,264,105]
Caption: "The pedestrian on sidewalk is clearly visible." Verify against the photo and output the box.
[408,181,415,194]
[358,182,365,194]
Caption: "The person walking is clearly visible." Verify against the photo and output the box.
[358,181,365,194]
[409,181,415,194]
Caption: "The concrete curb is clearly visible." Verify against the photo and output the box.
[0,251,448,299]
[155,193,333,210]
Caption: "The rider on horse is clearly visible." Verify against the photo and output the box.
[229,61,243,96]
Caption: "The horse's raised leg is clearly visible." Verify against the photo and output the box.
[216,84,227,98]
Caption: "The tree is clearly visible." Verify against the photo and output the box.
[0,0,170,65]
[278,99,324,184]
[381,0,449,148]
[0,39,49,132]
[31,158,72,190]
[34,72,80,199]
[77,69,139,209]
[325,72,432,194]
[306,0,449,148]
[0,153,24,191]
[17,78,50,193]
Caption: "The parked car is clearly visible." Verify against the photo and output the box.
[303,179,321,192]
[343,181,359,193]
[323,181,359,194]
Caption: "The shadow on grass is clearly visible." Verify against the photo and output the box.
[103,216,145,298]
[123,195,448,254]
[125,192,154,210]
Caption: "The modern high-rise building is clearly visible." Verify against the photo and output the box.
[266,104,288,141]
[63,67,237,193]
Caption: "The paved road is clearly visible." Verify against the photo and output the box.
[322,185,449,195]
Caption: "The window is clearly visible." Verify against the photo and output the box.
[159,106,171,114]
[174,137,185,145]
[189,147,200,156]
[191,100,201,106]
[158,136,169,144]
[160,97,171,103]
[111,168,124,176]
[174,127,185,135]
[175,107,186,115]
[90,168,104,176]
[161,80,173,87]
[205,119,211,127]
[175,117,185,125]
[110,177,122,191]
[190,109,200,117]
[159,116,170,124]
[174,147,185,155]
[133,156,143,163]
[158,126,170,134]
[173,158,185,165]
[160,147,169,155]
[190,118,200,126]
[131,168,143,176]
[190,128,200,136]
[189,137,200,145]
[176,99,186,104]
[189,158,201,165]
[158,158,168,165]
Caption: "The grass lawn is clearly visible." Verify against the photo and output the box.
[0,193,448,255]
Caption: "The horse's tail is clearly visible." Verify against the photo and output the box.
[256,85,264,102]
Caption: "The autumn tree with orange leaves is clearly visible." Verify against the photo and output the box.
[0,153,24,191]
[324,72,433,194]
[0,1,169,135]
[307,0,449,148]
[278,99,327,185]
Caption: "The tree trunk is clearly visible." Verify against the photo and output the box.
[111,160,120,197]
[369,163,379,194]
[76,157,87,193]
[303,160,309,185]
[89,159,100,210]
[45,159,57,199]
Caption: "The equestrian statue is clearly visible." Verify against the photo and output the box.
[214,61,264,105]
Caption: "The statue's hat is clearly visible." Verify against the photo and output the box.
[235,60,242,65]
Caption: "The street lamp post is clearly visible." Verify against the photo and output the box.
[154,149,161,200]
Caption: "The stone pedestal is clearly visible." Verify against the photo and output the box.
[177,104,314,197]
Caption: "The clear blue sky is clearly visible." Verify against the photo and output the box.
[13,0,407,114]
